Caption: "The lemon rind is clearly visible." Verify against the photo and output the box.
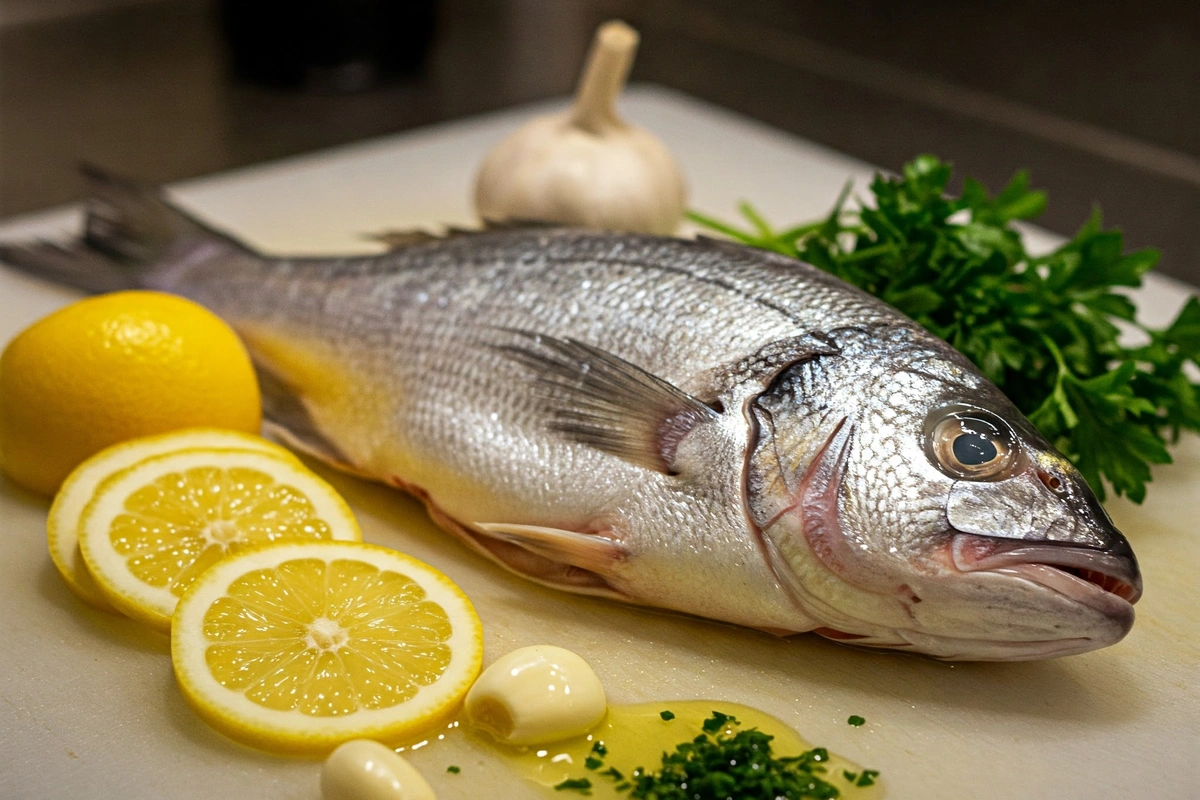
[47,429,295,612]
[79,447,361,633]
[0,291,263,496]
[171,540,483,755]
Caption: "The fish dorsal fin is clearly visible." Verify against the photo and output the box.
[480,218,561,231]
[363,229,445,249]
[365,220,561,251]
[495,331,719,475]
[362,227,486,250]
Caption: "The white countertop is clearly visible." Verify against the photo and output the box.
[1,87,1197,800]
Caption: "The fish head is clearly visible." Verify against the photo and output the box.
[746,327,1141,660]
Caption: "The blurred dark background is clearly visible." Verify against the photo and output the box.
[0,0,1196,282]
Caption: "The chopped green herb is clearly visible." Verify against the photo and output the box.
[555,777,593,794]
[660,710,676,721]
[847,715,865,727]
[856,769,881,787]
[591,740,608,757]
[585,756,604,770]
[587,711,852,799]
[701,710,733,734]
[690,155,1200,503]
[446,765,461,774]
[843,770,858,782]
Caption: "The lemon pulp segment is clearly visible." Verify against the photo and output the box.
[80,448,361,631]
[47,429,295,611]
[114,466,336,593]
[204,556,453,715]
[172,541,483,754]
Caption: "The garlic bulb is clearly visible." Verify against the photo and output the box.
[473,21,687,235]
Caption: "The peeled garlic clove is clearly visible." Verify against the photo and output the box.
[473,21,687,235]
[464,645,607,746]
[321,739,436,800]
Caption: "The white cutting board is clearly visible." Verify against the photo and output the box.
[1,87,1197,800]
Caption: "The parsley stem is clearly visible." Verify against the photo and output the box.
[776,221,825,242]
[837,243,893,263]
[684,210,760,244]
[1038,335,1080,429]
[738,200,777,239]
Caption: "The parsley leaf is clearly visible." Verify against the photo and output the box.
[856,769,880,787]
[690,156,1198,502]
[554,777,593,794]
[582,712,862,799]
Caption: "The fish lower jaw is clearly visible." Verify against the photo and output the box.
[801,561,1135,660]
[896,630,1105,661]
[983,563,1136,631]
[807,625,1099,660]
[808,607,1127,661]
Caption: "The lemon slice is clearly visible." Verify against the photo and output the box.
[48,429,297,612]
[79,447,360,631]
[172,541,483,754]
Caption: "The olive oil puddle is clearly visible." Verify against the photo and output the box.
[427,700,882,798]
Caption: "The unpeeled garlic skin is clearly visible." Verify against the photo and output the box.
[321,739,436,800]
[473,114,687,236]
[464,644,608,746]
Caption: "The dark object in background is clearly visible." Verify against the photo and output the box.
[219,0,437,92]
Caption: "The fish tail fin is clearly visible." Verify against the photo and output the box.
[0,164,256,293]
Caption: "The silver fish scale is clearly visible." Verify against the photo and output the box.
[172,229,931,462]
[161,229,985,630]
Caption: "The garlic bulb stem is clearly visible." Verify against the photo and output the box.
[569,21,639,135]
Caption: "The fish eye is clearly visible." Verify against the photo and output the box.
[924,406,1020,481]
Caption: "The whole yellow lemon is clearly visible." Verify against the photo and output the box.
[0,291,261,495]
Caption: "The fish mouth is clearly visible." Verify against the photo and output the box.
[950,533,1142,605]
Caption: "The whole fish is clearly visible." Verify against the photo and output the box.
[1,169,1141,660]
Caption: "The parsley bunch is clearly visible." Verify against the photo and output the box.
[690,155,1200,503]
[556,711,874,799]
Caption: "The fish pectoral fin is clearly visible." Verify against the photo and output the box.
[494,331,719,475]
[475,522,626,574]
[255,359,368,477]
